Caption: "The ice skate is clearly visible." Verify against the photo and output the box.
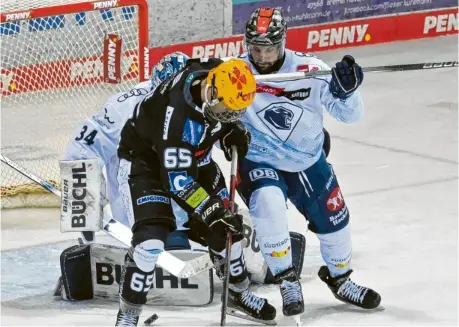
[115,298,142,327]
[318,265,381,309]
[276,267,304,317]
[226,288,277,325]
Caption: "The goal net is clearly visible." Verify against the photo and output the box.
[1,0,149,208]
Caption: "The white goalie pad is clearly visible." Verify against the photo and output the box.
[60,159,102,232]
[91,244,213,306]
[58,242,213,306]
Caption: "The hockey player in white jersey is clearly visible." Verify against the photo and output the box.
[63,52,190,230]
[234,7,382,316]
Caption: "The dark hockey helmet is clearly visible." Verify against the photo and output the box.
[244,7,287,72]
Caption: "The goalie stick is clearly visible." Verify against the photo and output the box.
[255,60,458,82]
[0,154,217,279]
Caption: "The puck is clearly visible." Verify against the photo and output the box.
[144,313,158,326]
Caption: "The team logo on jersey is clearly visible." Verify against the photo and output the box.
[264,107,294,130]
[256,102,304,142]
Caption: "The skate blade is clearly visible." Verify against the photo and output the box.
[370,305,385,311]
[227,309,277,326]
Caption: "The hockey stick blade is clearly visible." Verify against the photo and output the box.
[255,61,458,82]
[0,154,215,279]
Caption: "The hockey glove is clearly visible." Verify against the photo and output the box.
[329,55,364,100]
[187,196,243,252]
[220,122,251,161]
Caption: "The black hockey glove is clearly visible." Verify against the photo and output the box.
[329,55,364,100]
[220,122,251,161]
[187,196,243,252]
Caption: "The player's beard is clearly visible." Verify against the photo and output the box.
[251,53,286,75]
[254,61,276,73]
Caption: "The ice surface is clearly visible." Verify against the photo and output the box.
[1,36,458,326]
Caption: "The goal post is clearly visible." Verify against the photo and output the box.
[0,0,149,208]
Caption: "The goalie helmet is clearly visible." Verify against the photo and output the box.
[204,58,256,123]
[244,8,287,73]
[151,51,190,86]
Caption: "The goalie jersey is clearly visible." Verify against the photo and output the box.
[64,80,154,166]
[238,49,365,172]
[63,81,155,227]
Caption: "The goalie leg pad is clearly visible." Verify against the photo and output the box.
[60,244,93,300]
[58,243,214,306]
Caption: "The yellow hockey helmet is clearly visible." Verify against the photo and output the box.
[204,58,256,122]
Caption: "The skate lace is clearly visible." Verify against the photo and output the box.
[281,280,302,305]
[337,278,368,304]
[116,312,138,327]
[241,290,266,313]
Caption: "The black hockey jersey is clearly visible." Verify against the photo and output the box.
[118,58,233,214]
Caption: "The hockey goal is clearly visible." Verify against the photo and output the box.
[1,0,149,208]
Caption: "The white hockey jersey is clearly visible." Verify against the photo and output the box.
[238,49,364,172]
[64,81,154,227]
[64,80,153,165]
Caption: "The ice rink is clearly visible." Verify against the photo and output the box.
[1,35,458,326]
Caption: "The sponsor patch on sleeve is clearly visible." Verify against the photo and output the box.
[137,195,170,205]
[182,119,205,146]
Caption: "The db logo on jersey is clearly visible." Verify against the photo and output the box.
[326,187,344,212]
[249,168,279,181]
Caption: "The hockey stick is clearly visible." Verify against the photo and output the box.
[0,154,215,279]
[220,146,238,326]
[255,60,458,82]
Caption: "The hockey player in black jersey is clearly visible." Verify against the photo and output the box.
[114,58,276,326]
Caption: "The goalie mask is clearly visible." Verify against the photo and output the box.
[203,59,256,123]
[151,51,190,85]
[244,7,287,74]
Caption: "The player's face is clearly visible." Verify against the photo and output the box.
[203,86,244,123]
[248,44,281,72]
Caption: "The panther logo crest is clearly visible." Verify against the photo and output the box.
[264,107,294,130]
